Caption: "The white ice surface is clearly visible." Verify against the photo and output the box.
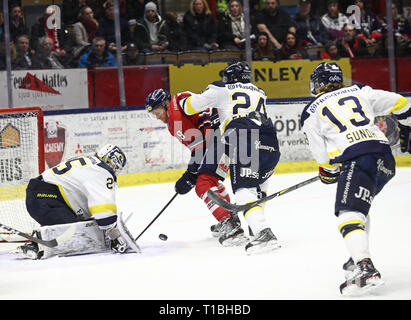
[1,168,411,300]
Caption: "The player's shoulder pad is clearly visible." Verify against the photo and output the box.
[209,81,226,88]
[97,161,117,181]
[300,95,321,127]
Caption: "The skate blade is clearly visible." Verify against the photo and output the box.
[341,278,385,296]
[10,248,39,260]
[246,241,281,255]
[220,234,249,247]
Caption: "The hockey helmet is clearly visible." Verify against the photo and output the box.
[223,61,251,84]
[310,62,343,96]
[145,88,171,116]
[96,144,126,174]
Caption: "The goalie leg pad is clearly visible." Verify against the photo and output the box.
[39,220,109,259]
[196,173,232,221]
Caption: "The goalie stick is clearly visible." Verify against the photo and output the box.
[0,223,76,248]
[207,176,320,212]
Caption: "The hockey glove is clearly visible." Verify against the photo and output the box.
[106,226,128,253]
[399,123,411,154]
[175,170,198,194]
[319,166,340,184]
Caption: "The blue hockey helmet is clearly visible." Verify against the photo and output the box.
[96,144,126,174]
[145,89,171,114]
[309,62,343,96]
[223,61,252,84]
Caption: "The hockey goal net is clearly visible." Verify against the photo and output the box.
[0,107,44,242]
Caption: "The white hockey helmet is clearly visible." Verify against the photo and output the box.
[96,144,126,174]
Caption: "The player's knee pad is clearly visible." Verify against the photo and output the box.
[336,210,367,239]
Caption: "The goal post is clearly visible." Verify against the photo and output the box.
[0,107,44,241]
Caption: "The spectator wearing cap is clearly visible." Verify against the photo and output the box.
[321,0,350,41]
[133,1,169,53]
[254,0,294,50]
[183,0,219,51]
[320,40,340,59]
[336,23,369,58]
[78,36,117,68]
[97,0,132,53]
[292,0,327,48]
[122,42,144,65]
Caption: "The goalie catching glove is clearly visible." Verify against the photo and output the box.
[399,123,411,154]
[319,165,340,184]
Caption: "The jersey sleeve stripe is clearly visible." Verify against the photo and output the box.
[89,204,117,215]
[389,96,409,114]
[183,96,200,115]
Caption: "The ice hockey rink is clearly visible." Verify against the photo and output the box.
[1,167,411,301]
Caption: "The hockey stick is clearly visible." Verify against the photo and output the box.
[134,192,178,241]
[207,176,320,212]
[0,223,76,248]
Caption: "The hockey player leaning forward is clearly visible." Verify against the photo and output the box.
[302,62,411,295]
[144,88,248,246]
[12,144,140,259]
[179,61,282,254]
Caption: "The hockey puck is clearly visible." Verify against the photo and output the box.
[159,234,168,241]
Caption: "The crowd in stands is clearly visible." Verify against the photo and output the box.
[0,0,410,70]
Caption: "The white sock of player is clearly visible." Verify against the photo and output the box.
[337,210,370,264]
[235,187,269,235]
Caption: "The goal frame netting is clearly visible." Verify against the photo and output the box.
[0,107,44,242]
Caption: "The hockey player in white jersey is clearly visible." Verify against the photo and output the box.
[301,62,411,295]
[180,61,282,254]
[12,144,139,259]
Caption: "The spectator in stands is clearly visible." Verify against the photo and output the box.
[30,6,71,58]
[0,10,4,41]
[97,0,132,54]
[320,40,341,59]
[125,0,149,22]
[349,0,382,46]
[278,31,309,60]
[122,42,144,65]
[252,31,276,61]
[183,0,219,51]
[217,0,248,50]
[78,36,117,68]
[254,0,294,50]
[71,6,99,61]
[0,41,16,70]
[13,34,34,70]
[336,23,369,58]
[379,2,411,56]
[62,0,87,25]
[133,1,168,53]
[31,36,66,69]
[9,4,29,42]
[292,0,327,48]
[321,0,350,41]
[161,11,188,52]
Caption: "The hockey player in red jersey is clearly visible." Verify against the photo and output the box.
[145,89,247,246]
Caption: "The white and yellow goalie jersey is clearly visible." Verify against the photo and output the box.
[41,155,118,230]
[181,81,267,132]
[301,84,411,166]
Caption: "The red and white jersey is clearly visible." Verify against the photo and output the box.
[301,84,411,166]
[167,92,212,152]
[41,155,118,230]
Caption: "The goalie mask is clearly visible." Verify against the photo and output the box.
[310,62,343,96]
[145,88,171,119]
[96,144,126,174]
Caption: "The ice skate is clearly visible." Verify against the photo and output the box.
[245,228,281,255]
[340,258,384,296]
[342,257,356,279]
[11,241,43,260]
[218,215,248,246]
